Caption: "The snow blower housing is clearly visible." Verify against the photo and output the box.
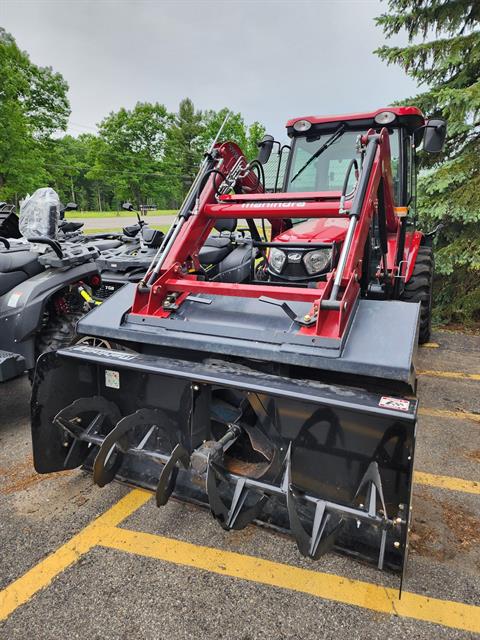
[31,108,446,579]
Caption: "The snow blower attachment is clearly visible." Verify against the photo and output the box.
[31,108,446,579]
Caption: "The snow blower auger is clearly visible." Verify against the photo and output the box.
[31,108,446,582]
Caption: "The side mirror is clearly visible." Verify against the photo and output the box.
[256,135,274,165]
[122,201,134,211]
[423,119,447,153]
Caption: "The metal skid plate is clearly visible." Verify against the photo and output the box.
[77,283,419,388]
[31,346,417,574]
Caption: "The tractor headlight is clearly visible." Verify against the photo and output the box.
[269,248,287,273]
[303,248,332,275]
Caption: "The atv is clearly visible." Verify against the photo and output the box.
[0,196,101,383]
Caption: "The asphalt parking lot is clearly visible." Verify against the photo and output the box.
[0,330,479,639]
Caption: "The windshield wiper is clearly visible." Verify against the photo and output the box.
[290,124,346,183]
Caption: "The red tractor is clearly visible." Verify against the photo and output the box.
[31,107,446,584]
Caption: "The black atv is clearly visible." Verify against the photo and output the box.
[0,236,100,382]
[92,203,164,300]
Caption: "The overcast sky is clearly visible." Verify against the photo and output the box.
[1,0,419,141]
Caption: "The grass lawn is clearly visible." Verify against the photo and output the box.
[66,210,176,218]
[85,224,170,235]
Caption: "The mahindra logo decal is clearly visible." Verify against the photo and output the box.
[241,201,306,208]
[288,253,302,262]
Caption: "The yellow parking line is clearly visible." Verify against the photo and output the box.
[0,531,95,622]
[1,472,479,627]
[420,342,440,348]
[414,471,480,495]
[101,526,480,634]
[419,407,480,423]
[418,369,480,381]
[0,489,150,622]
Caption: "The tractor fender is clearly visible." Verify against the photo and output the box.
[0,262,98,369]
[403,231,424,284]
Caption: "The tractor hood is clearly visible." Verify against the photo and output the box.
[275,217,350,244]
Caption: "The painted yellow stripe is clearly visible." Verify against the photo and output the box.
[420,342,440,348]
[0,489,150,622]
[1,476,479,628]
[418,369,480,381]
[0,532,94,622]
[90,488,151,527]
[415,471,480,495]
[419,407,480,423]
[101,526,480,634]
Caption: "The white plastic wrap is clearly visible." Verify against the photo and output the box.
[19,187,60,239]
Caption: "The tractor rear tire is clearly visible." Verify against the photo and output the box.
[402,246,434,344]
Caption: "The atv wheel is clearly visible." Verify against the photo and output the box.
[28,312,84,382]
[75,336,115,349]
[74,335,135,353]
[402,246,434,344]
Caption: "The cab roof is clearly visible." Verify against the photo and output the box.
[286,107,425,136]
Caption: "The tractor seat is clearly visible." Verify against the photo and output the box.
[199,236,233,265]
[0,251,44,297]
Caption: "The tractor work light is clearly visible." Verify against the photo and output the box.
[293,119,312,132]
[303,248,332,275]
[374,111,396,125]
[268,247,287,273]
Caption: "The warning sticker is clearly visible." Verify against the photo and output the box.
[379,396,410,412]
[105,369,120,389]
[7,292,22,308]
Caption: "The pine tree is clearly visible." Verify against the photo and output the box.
[376,1,480,325]
[162,98,204,206]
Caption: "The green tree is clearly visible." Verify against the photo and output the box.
[43,134,100,209]
[376,1,480,325]
[164,101,267,206]
[201,108,265,160]
[0,28,69,200]
[245,121,267,161]
[163,98,204,206]
[87,102,172,208]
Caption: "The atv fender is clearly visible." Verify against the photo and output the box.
[0,262,98,369]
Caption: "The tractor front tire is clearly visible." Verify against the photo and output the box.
[402,246,434,344]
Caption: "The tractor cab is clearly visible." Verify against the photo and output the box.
[282,107,426,203]
[256,107,443,288]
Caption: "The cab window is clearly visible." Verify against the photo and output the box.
[286,129,401,203]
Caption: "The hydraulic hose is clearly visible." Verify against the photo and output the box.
[339,158,359,214]
[248,160,266,192]
[329,136,379,303]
